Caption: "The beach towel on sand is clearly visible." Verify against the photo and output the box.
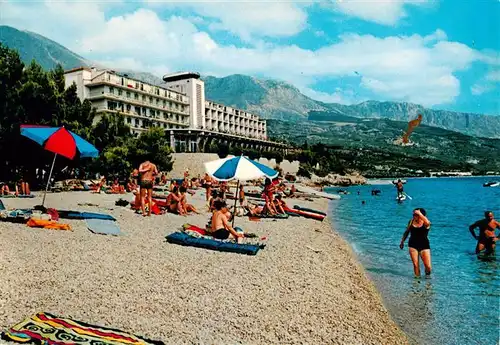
[1,312,164,345]
[86,218,122,235]
[57,211,116,221]
[27,218,71,231]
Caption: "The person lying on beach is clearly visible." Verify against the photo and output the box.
[469,211,499,255]
[400,208,432,277]
[166,186,186,215]
[110,179,125,194]
[208,200,244,243]
[247,204,264,216]
[179,186,199,214]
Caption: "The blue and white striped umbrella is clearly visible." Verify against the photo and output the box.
[204,155,278,182]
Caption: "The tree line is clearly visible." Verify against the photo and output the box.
[0,43,172,188]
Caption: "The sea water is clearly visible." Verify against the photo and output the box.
[327,177,500,345]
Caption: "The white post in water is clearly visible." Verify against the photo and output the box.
[42,153,57,207]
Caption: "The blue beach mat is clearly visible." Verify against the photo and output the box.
[58,210,116,221]
[1,194,35,198]
[166,232,262,255]
[86,218,122,235]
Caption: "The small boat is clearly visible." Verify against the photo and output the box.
[483,181,499,187]
[287,184,341,200]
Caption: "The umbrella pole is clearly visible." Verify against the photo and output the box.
[231,180,240,228]
[42,153,57,207]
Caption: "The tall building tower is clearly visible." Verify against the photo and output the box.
[163,72,205,129]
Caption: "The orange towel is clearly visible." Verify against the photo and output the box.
[27,218,71,231]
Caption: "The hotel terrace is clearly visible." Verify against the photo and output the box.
[64,68,287,153]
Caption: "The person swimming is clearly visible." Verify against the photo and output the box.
[400,208,432,277]
[469,211,499,255]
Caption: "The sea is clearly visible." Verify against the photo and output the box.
[326,177,500,345]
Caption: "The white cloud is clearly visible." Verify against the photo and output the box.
[486,70,500,82]
[1,2,494,107]
[143,0,310,41]
[301,87,356,104]
[471,84,492,95]
[329,0,430,26]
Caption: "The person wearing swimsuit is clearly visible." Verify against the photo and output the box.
[138,160,158,217]
[400,208,432,277]
[469,211,499,255]
[210,200,244,243]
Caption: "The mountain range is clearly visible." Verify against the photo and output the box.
[0,24,499,140]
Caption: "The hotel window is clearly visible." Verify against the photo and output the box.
[142,108,146,115]
[126,117,132,124]
[155,89,159,95]
[126,104,131,112]
[142,95,146,102]
[163,112,167,120]
[149,96,153,103]
[134,93,138,100]
[118,89,122,96]
[109,87,114,94]
[140,84,144,91]
[126,91,130,98]
[120,77,124,86]
[135,82,139,89]
[135,106,140,115]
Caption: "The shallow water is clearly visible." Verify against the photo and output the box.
[327,177,500,345]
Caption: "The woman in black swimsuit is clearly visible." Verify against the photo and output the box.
[400,208,432,277]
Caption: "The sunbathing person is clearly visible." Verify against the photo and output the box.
[0,183,10,195]
[179,186,199,214]
[239,185,246,207]
[247,204,264,216]
[263,178,278,215]
[169,180,179,192]
[208,200,244,243]
[166,186,187,215]
[126,179,138,193]
[273,194,287,214]
[16,179,30,195]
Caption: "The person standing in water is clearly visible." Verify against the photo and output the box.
[469,211,499,255]
[392,179,405,199]
[400,208,432,277]
[138,160,158,217]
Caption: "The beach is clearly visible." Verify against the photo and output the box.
[0,191,408,345]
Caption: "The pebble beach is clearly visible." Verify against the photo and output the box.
[0,190,408,345]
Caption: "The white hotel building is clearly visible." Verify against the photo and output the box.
[64,68,285,152]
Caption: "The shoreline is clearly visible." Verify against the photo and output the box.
[0,191,408,344]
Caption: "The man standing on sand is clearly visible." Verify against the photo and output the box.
[469,211,500,255]
[139,160,158,217]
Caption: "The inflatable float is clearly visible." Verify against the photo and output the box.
[166,231,263,255]
[284,206,325,221]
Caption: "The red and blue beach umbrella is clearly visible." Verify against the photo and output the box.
[20,125,99,206]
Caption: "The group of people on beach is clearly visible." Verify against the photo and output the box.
[391,178,499,277]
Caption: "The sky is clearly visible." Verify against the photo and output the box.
[1,0,499,115]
